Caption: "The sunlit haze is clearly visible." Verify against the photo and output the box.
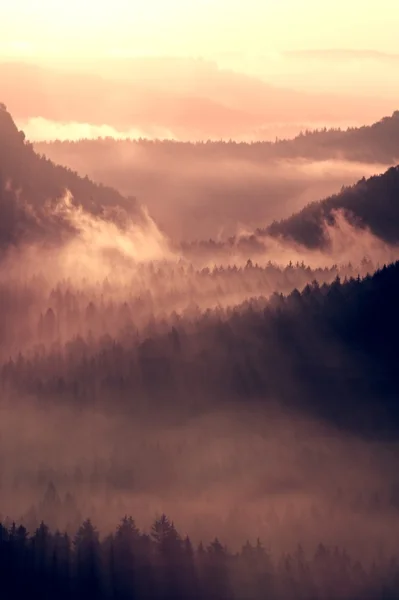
[2,2,399,597]
[2,0,399,58]
[1,1,399,98]
[0,0,398,142]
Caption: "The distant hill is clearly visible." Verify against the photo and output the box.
[180,163,399,260]
[0,104,140,249]
[35,110,399,165]
[270,111,399,164]
[34,114,399,243]
[264,165,399,248]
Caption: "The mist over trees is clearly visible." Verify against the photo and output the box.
[265,165,399,248]
[36,110,399,164]
[3,513,399,600]
[34,112,399,241]
[0,104,142,250]
[2,102,399,599]
[178,163,399,262]
[1,260,399,437]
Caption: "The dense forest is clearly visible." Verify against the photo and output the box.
[2,513,399,600]
[2,261,399,437]
[0,257,376,354]
[2,102,399,598]
[180,164,399,261]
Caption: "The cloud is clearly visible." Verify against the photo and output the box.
[0,179,176,286]
[63,191,174,268]
[1,59,395,140]
[283,49,399,62]
[34,136,390,242]
[18,117,176,142]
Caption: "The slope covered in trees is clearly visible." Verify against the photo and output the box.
[181,162,399,256]
[269,110,399,164]
[2,259,399,437]
[265,165,399,248]
[0,103,141,249]
[33,112,398,242]
[3,100,399,598]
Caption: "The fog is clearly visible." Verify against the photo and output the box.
[0,183,398,560]
[33,139,389,241]
[2,102,399,600]
[19,117,176,144]
[2,4,399,597]
[19,116,360,144]
[183,210,399,270]
[2,398,399,557]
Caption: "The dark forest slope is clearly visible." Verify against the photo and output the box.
[270,110,399,163]
[0,103,140,249]
[4,260,399,438]
[264,165,399,248]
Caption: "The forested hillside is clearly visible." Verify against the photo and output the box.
[2,101,399,600]
[34,114,399,241]
[1,260,398,436]
[265,165,399,248]
[0,104,141,249]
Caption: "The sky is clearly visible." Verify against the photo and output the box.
[1,0,398,62]
[1,0,398,141]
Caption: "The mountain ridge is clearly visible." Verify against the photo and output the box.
[34,110,399,164]
[0,104,141,249]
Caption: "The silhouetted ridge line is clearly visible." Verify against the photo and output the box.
[264,165,399,248]
[35,110,399,163]
[181,163,399,253]
[0,513,396,600]
[267,109,399,163]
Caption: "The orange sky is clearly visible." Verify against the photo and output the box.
[1,0,398,140]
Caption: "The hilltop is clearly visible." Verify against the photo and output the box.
[0,104,140,249]
[265,165,399,248]
[271,110,399,164]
